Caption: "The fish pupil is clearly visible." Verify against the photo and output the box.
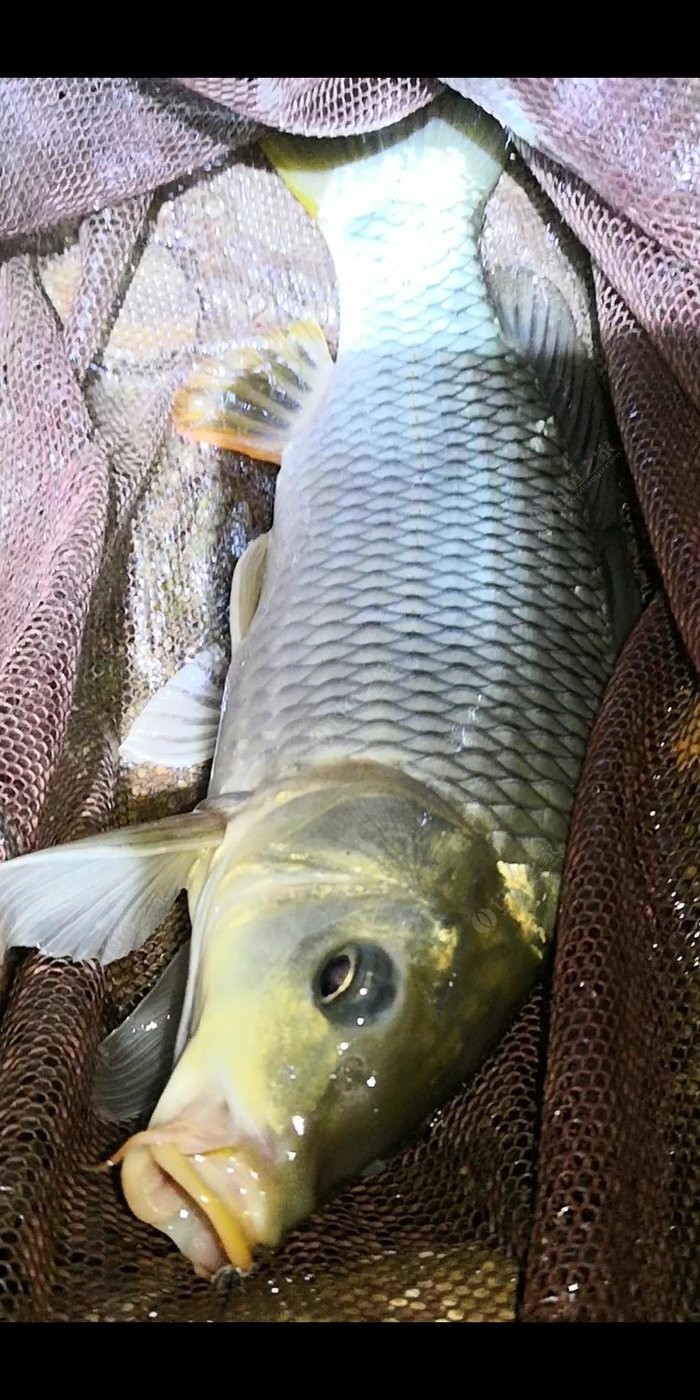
[319,952,355,1003]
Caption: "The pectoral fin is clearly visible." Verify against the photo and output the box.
[172,317,333,464]
[94,943,191,1122]
[0,809,225,964]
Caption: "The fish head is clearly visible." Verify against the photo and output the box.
[119,767,549,1275]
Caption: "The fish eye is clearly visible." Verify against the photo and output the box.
[314,942,398,1024]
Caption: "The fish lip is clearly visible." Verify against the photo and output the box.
[151,1142,256,1274]
[118,1125,285,1277]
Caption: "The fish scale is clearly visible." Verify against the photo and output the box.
[210,120,613,866]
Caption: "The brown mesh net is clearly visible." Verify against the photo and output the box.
[0,77,697,1324]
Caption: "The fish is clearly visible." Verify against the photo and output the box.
[0,94,636,1278]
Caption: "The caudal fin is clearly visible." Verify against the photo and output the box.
[261,91,506,227]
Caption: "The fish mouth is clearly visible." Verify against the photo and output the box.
[115,1124,278,1277]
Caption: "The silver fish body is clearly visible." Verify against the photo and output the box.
[211,118,612,874]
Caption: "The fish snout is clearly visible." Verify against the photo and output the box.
[119,1125,280,1277]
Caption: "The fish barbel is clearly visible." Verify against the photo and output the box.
[0,95,635,1276]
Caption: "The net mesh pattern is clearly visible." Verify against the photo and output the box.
[0,77,697,1324]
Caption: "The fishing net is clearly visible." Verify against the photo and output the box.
[0,76,697,1324]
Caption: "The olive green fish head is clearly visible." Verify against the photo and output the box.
[120,766,550,1275]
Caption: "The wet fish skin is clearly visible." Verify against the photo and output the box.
[211,109,613,873]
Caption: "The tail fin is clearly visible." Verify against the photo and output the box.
[261,92,506,229]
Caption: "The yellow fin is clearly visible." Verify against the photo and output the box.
[172,317,332,464]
